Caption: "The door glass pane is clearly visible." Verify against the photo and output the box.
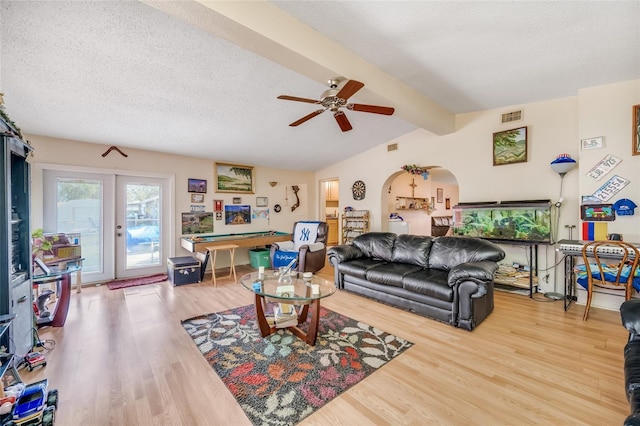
[125,183,161,268]
[55,178,102,274]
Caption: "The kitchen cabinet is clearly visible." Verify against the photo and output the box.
[326,218,339,246]
[325,181,339,201]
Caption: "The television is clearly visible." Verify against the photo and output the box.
[452,200,552,244]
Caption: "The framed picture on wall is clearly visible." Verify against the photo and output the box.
[493,126,528,166]
[445,198,451,210]
[191,194,204,203]
[215,162,255,193]
[437,188,444,203]
[188,178,207,193]
[633,104,640,156]
[256,196,268,207]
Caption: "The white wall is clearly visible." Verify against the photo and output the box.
[317,79,640,303]
[26,135,317,266]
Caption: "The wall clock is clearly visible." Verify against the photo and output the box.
[352,180,366,200]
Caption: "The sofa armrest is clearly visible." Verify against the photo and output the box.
[327,245,364,266]
[622,299,640,336]
[448,261,499,287]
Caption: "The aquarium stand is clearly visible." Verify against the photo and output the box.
[490,240,539,298]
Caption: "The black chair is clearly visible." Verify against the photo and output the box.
[194,251,210,282]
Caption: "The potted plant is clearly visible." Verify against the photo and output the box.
[31,229,57,260]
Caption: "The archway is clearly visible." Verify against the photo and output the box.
[381,167,459,236]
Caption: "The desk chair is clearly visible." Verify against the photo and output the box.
[576,240,640,321]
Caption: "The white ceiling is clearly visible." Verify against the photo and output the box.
[1,1,639,171]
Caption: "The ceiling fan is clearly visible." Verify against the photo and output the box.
[277,77,395,132]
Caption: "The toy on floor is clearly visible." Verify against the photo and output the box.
[24,352,47,372]
[8,379,58,426]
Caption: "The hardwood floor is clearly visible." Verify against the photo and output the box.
[21,263,630,425]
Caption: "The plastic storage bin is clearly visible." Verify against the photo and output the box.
[249,248,271,269]
[167,256,201,286]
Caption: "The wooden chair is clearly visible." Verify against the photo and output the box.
[578,240,640,321]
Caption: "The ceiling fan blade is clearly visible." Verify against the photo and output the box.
[336,79,364,101]
[289,109,325,126]
[277,95,319,104]
[334,111,353,132]
[349,103,395,115]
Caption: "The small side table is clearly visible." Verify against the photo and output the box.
[205,244,239,286]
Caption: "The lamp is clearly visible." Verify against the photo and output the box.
[550,154,577,207]
[545,154,577,300]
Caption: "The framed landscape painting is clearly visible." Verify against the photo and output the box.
[493,126,528,166]
[215,163,254,193]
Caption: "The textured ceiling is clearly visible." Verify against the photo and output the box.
[1,1,638,171]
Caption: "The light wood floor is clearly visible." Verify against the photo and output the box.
[21,263,630,425]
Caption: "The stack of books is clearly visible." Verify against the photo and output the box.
[274,304,297,328]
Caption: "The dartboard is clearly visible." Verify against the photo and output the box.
[352,180,366,200]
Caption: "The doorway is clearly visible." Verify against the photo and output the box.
[43,170,172,284]
[320,178,340,245]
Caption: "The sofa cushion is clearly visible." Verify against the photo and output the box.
[429,236,505,270]
[352,232,396,262]
[391,234,433,268]
[365,263,423,288]
[338,258,386,279]
[403,269,453,301]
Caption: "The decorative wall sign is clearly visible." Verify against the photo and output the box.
[592,175,630,202]
[351,180,366,200]
[215,212,222,221]
[233,197,242,204]
[581,136,605,150]
[580,204,614,221]
[273,204,282,213]
[191,194,204,203]
[214,200,223,212]
[586,154,622,181]
[256,196,268,207]
[190,205,205,212]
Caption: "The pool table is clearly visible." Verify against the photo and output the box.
[180,231,291,253]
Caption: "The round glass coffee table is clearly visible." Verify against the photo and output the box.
[239,270,336,345]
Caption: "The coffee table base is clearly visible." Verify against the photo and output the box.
[254,293,321,346]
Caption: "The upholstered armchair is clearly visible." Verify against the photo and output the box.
[269,221,328,273]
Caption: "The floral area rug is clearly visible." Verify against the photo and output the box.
[181,304,413,425]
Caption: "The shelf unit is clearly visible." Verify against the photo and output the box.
[1,111,33,359]
[395,196,435,213]
[342,210,369,244]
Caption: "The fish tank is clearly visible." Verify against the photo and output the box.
[452,200,552,244]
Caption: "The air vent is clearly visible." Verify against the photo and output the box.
[501,110,523,124]
[387,143,398,151]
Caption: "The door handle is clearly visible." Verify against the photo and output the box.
[17,295,27,303]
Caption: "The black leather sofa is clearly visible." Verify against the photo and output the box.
[327,232,505,330]
[620,299,640,425]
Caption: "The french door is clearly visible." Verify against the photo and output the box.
[43,170,171,284]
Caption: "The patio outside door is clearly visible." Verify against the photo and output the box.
[43,170,171,284]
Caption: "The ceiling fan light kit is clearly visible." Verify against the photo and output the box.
[277,77,395,132]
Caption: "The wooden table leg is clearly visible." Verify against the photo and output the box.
[305,298,321,345]
[211,249,218,287]
[228,248,237,282]
[255,293,273,337]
